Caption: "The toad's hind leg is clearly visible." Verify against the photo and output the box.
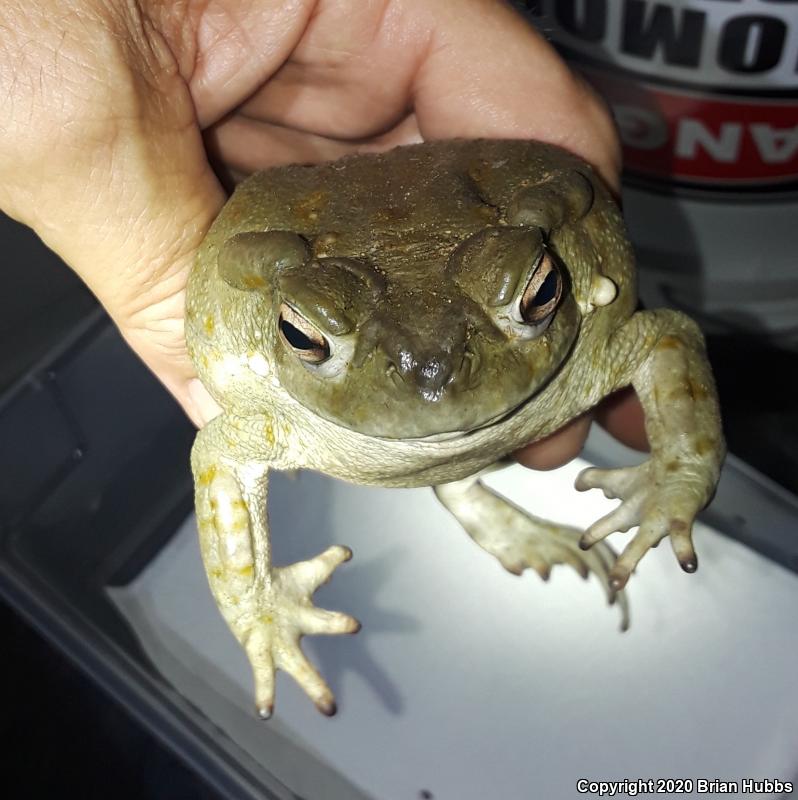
[434,468,629,631]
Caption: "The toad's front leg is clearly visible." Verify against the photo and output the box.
[191,415,359,718]
[577,310,725,590]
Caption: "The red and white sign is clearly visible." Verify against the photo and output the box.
[519,0,798,192]
[586,70,798,185]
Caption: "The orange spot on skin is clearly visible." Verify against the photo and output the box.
[242,274,267,289]
[657,335,682,351]
[264,424,275,446]
[237,565,254,577]
[198,466,217,486]
[204,315,215,335]
[666,385,692,402]
[695,437,716,457]
[293,190,329,222]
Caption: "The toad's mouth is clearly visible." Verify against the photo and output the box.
[385,390,536,444]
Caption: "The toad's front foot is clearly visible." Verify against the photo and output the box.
[576,461,708,590]
[435,476,629,630]
[231,545,360,718]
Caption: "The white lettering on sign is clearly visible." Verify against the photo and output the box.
[676,120,742,162]
[520,0,798,90]
[750,123,798,163]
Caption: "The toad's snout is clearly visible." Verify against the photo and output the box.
[350,290,502,402]
[385,347,473,398]
[377,321,478,400]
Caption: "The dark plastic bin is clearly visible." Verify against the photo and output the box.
[0,311,303,800]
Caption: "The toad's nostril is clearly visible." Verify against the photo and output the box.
[386,362,405,389]
[456,349,481,391]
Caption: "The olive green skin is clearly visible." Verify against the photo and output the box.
[186,140,635,445]
[185,141,726,720]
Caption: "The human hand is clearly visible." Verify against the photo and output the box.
[0,0,641,461]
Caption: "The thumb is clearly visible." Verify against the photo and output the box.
[0,2,224,424]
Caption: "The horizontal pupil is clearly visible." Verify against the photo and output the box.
[280,317,318,350]
[530,269,557,307]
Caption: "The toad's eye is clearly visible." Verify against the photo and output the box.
[519,252,562,324]
[278,303,330,364]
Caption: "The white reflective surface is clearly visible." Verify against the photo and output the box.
[110,429,798,800]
